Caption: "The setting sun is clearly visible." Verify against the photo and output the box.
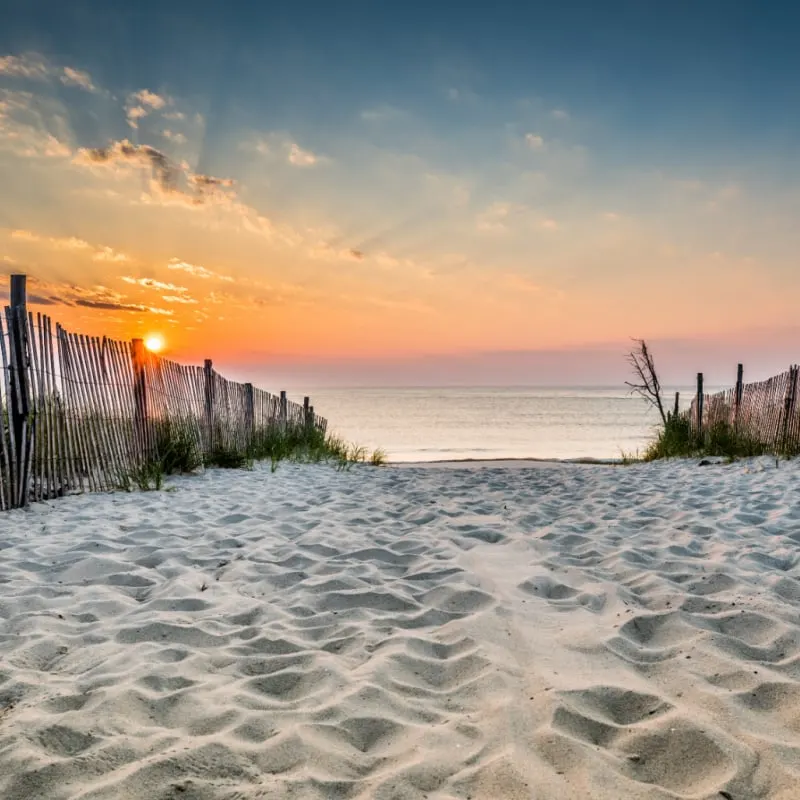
[144,334,165,353]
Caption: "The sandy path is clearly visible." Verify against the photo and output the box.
[1,457,799,799]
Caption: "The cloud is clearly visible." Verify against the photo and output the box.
[163,111,185,121]
[25,278,173,315]
[244,133,327,168]
[125,89,172,128]
[167,258,233,282]
[0,89,72,158]
[75,139,242,211]
[9,228,132,262]
[119,274,200,306]
[75,139,178,191]
[288,142,319,167]
[132,89,167,110]
[0,54,50,81]
[0,53,99,93]
[525,133,545,150]
[189,173,235,190]
[550,109,570,121]
[10,229,40,242]
[93,246,129,263]
[11,229,90,250]
[162,129,187,144]
[121,276,187,292]
[60,67,97,93]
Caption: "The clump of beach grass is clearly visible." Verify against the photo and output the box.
[119,419,387,491]
[627,339,793,462]
[642,416,775,462]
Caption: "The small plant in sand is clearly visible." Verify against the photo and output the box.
[619,449,641,466]
[128,459,164,491]
[369,448,387,466]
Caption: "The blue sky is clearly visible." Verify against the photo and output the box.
[1,0,799,384]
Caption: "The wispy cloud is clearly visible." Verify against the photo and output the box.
[550,108,570,121]
[121,274,200,305]
[0,54,50,80]
[24,277,173,315]
[125,88,172,128]
[93,246,129,263]
[0,53,99,93]
[288,142,320,167]
[121,276,186,292]
[162,129,187,144]
[8,229,130,262]
[61,67,97,93]
[167,258,233,282]
[0,89,72,158]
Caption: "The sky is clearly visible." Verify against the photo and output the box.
[1,0,799,387]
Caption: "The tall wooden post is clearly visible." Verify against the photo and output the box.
[279,390,287,430]
[131,338,148,460]
[244,382,255,445]
[781,365,797,453]
[309,405,316,432]
[696,372,704,441]
[204,359,214,454]
[303,396,310,431]
[734,363,744,427]
[9,275,31,506]
[672,391,680,420]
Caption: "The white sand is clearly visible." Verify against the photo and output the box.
[2,457,800,799]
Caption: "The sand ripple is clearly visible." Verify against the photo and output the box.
[1,456,800,798]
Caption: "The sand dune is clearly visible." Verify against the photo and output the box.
[2,456,800,798]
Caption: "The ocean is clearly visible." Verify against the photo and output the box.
[294,387,697,462]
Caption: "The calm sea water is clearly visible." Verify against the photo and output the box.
[294,387,697,462]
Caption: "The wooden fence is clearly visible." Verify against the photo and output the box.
[686,364,800,452]
[0,274,326,510]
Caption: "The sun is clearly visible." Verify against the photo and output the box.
[144,334,165,353]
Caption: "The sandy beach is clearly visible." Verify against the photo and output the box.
[1,457,800,799]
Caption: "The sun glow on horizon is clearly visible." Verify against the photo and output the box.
[144,334,165,353]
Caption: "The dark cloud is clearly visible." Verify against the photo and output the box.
[80,140,177,191]
[28,293,60,306]
[74,299,151,312]
[77,140,236,202]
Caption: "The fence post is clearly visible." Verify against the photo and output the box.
[781,365,797,453]
[734,363,744,427]
[244,382,255,444]
[204,359,214,454]
[696,372,704,441]
[280,390,287,430]
[8,275,31,506]
[303,396,310,431]
[131,338,148,461]
[672,391,680,420]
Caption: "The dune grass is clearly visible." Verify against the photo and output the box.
[642,414,783,462]
[126,421,387,489]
